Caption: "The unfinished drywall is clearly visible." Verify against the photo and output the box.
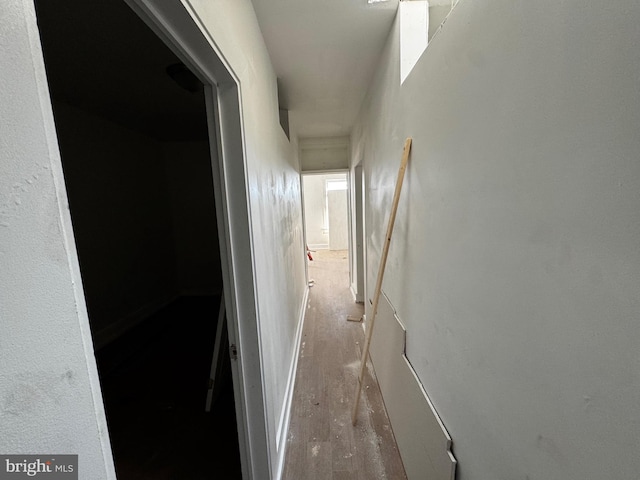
[428,2,454,42]
[183,1,308,477]
[353,0,640,478]
[0,1,114,477]
[52,101,178,347]
[370,293,455,480]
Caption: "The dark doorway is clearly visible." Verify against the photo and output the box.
[34,0,241,477]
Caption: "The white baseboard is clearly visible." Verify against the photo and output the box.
[275,284,310,479]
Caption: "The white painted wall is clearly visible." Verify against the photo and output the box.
[353,1,640,478]
[302,175,330,249]
[183,1,308,477]
[349,165,365,303]
[328,190,348,251]
[302,173,348,250]
[400,1,428,84]
[1,1,305,479]
[299,136,350,171]
[0,1,115,477]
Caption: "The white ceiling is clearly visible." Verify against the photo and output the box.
[251,0,399,139]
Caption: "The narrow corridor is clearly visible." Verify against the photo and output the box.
[282,250,407,479]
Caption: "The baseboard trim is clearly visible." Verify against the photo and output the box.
[275,284,310,479]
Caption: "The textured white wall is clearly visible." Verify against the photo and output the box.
[302,175,329,248]
[185,1,307,477]
[353,0,640,478]
[0,1,115,477]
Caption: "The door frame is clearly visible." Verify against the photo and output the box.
[299,169,351,281]
[122,1,268,477]
[352,164,365,304]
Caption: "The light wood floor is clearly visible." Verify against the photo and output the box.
[282,250,407,480]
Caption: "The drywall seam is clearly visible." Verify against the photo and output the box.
[357,1,640,477]
[274,284,310,480]
[370,292,456,480]
[424,0,461,46]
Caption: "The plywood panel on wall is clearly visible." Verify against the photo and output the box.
[370,293,456,480]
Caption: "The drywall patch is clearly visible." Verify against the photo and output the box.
[370,292,456,480]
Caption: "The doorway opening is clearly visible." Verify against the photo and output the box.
[34,0,242,477]
[302,172,350,283]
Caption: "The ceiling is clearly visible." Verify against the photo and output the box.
[34,0,208,142]
[251,0,399,139]
[35,0,400,142]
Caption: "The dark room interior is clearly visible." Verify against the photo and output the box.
[34,0,242,477]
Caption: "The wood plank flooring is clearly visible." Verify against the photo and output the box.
[282,250,407,480]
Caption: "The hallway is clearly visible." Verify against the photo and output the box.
[282,250,406,479]
[3,0,639,478]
